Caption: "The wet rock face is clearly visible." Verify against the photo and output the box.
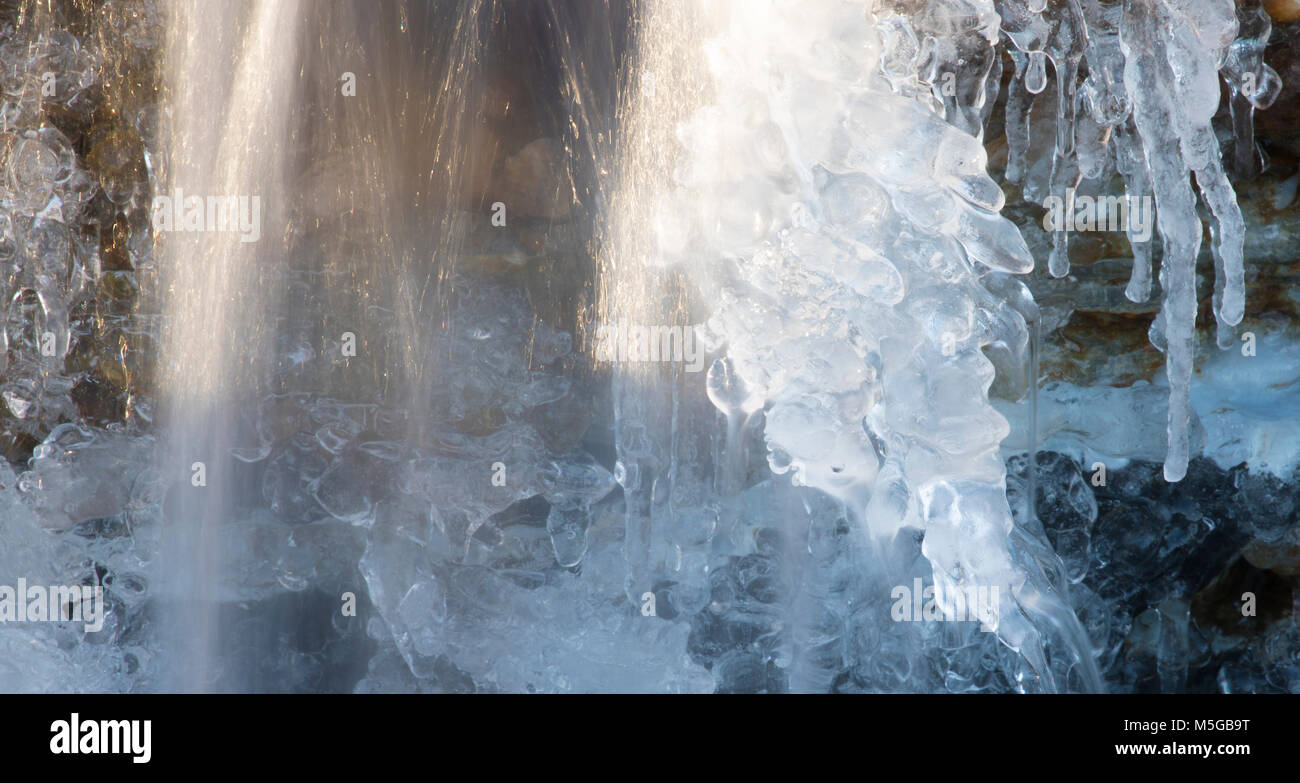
[499,138,576,221]
[1013,450,1300,693]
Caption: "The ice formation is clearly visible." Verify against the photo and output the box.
[0,5,161,692]
[0,0,1291,693]
[603,0,1104,691]
[997,0,1280,481]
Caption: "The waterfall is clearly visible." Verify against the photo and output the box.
[155,0,302,691]
[0,0,1287,694]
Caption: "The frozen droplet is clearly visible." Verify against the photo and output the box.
[1025,52,1048,94]
[706,357,762,416]
[547,505,592,568]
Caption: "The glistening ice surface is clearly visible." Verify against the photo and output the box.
[0,0,1298,693]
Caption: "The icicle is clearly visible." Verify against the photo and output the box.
[1195,155,1246,329]
[1114,120,1153,303]
[998,0,1276,481]
[1222,0,1283,177]
[1003,50,1032,185]
[1117,0,1243,482]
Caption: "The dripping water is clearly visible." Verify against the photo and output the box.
[1027,312,1040,526]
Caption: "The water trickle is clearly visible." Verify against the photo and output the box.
[155,0,304,691]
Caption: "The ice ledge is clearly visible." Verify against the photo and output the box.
[996,330,1300,478]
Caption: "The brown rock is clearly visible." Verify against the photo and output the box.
[455,406,506,437]
[1243,526,1300,576]
[1265,0,1300,23]
[496,137,576,221]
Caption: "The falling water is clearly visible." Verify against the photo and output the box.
[156,0,302,691]
[149,0,622,690]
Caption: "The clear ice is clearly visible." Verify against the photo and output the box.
[998,0,1280,481]
[0,0,1289,693]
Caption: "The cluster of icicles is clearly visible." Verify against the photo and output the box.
[992,0,1280,481]
[633,0,1086,690]
[630,0,1279,689]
